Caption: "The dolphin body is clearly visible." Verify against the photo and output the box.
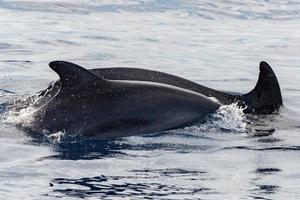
[86,61,282,114]
[29,61,282,139]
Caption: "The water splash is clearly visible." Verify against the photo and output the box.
[185,103,247,133]
[3,105,36,127]
[47,131,66,143]
[1,95,39,129]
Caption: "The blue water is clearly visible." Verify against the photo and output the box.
[1,1,300,199]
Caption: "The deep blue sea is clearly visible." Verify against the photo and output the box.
[0,1,300,199]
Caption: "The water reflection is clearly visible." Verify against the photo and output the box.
[255,185,280,194]
[255,168,282,175]
[253,168,282,196]
[50,171,212,199]
[27,135,127,160]
[33,135,214,160]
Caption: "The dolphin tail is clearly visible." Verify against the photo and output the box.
[239,61,282,114]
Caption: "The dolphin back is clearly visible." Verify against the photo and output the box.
[89,61,282,114]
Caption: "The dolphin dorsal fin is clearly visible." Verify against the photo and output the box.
[241,61,282,114]
[49,61,108,88]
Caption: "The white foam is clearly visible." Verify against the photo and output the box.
[1,95,40,128]
[47,131,66,143]
[185,103,247,133]
[3,106,36,127]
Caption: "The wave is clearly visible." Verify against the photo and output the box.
[0,1,300,20]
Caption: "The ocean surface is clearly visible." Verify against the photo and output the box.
[0,1,300,199]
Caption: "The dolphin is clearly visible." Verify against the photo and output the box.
[29,61,221,139]
[26,61,282,139]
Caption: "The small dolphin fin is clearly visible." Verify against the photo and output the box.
[49,61,108,87]
[240,61,282,114]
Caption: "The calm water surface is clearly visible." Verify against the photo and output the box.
[0,1,300,199]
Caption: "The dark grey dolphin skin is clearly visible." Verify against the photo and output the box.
[38,61,282,114]
[91,61,282,114]
[30,61,282,139]
[30,61,221,139]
